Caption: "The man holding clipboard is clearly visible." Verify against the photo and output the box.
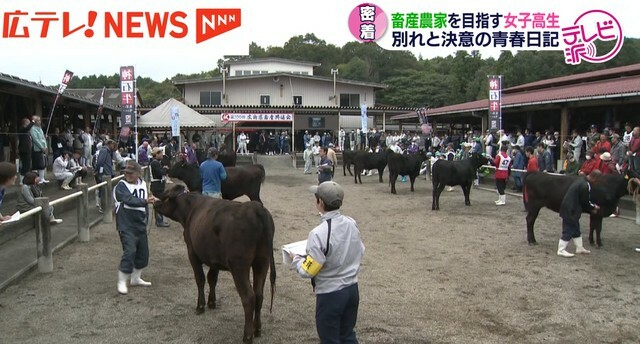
[289,181,365,343]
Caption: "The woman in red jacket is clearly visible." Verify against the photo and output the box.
[493,145,512,206]
[579,152,599,175]
[525,147,538,172]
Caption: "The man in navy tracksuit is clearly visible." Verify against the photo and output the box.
[114,161,156,295]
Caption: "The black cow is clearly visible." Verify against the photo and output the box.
[167,161,266,203]
[387,151,427,194]
[353,150,388,184]
[155,185,276,343]
[218,150,237,167]
[431,153,489,210]
[218,144,237,167]
[342,150,357,176]
[523,171,632,247]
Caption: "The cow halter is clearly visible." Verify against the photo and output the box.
[177,189,190,198]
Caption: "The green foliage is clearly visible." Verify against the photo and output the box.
[67,36,640,108]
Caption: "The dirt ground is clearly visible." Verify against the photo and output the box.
[1,166,639,344]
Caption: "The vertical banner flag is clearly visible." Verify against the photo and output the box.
[93,86,106,134]
[360,103,368,133]
[417,107,431,135]
[171,106,180,137]
[488,75,502,131]
[45,70,74,135]
[119,66,135,143]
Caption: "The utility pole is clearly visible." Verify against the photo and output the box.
[331,68,339,105]
[220,66,228,104]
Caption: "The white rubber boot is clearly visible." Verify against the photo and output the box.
[118,271,130,294]
[496,194,506,206]
[573,236,591,254]
[130,269,152,287]
[557,240,575,258]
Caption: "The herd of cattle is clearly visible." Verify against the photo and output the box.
[154,148,639,343]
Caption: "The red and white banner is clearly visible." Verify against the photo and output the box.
[45,69,74,135]
[58,70,74,94]
[221,113,293,122]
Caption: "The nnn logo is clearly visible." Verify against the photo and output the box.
[196,9,241,43]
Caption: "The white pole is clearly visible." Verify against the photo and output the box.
[134,79,139,163]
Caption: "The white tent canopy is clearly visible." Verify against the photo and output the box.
[138,98,215,128]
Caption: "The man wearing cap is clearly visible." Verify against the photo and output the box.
[149,147,170,227]
[114,161,157,294]
[200,147,227,198]
[290,181,365,344]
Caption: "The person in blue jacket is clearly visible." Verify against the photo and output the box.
[511,145,526,192]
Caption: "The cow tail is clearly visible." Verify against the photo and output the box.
[258,206,276,313]
[522,172,529,207]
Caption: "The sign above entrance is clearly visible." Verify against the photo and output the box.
[221,113,293,122]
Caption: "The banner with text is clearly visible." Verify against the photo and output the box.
[119,66,135,142]
[488,75,502,131]
[221,113,293,122]
[360,104,368,133]
[171,106,180,137]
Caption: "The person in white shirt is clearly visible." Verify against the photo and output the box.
[497,130,509,151]
[338,128,346,152]
[52,151,75,190]
[312,141,321,167]
[622,122,633,147]
[236,132,248,155]
[567,130,583,162]
[484,130,494,157]
[516,130,525,148]
[81,127,94,168]
[113,147,131,171]
[431,134,441,152]
[69,150,88,185]
[303,143,313,174]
